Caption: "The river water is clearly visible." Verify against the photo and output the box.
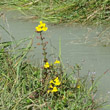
[0,10,110,110]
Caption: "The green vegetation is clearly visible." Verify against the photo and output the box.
[0,0,110,24]
[0,21,106,110]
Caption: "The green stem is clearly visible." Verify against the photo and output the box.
[40,32,48,63]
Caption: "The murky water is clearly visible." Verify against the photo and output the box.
[0,10,110,110]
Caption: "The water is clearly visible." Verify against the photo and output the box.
[0,10,110,109]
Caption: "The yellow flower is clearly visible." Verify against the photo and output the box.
[49,77,61,86]
[49,80,54,84]
[44,62,50,68]
[49,84,53,88]
[35,21,48,32]
[77,85,81,89]
[47,77,61,94]
[36,26,42,32]
[52,87,58,92]
[54,81,61,85]
[54,60,60,64]
[54,77,58,81]
[54,77,61,86]
[40,21,46,27]
[47,87,58,93]
[40,21,43,24]
[43,27,48,31]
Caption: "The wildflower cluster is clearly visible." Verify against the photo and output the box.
[47,77,61,93]
[35,21,48,32]
[44,62,50,68]
[44,60,60,69]
[34,21,99,110]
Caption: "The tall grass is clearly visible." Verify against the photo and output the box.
[0,38,41,110]
[0,0,110,24]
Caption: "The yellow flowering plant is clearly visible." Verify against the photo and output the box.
[54,77,61,85]
[49,77,61,86]
[54,60,60,64]
[34,21,98,110]
[44,62,50,68]
[35,21,49,85]
[52,87,58,92]
[35,21,75,98]
[47,87,58,93]
[35,21,48,32]
[47,77,61,94]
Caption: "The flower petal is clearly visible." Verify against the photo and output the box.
[36,27,42,32]
[43,27,48,31]
[40,21,43,24]
[54,60,60,64]
[44,62,50,68]
[52,87,58,92]
[49,84,53,88]
[49,80,54,84]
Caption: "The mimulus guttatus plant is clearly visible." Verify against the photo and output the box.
[44,62,50,68]
[35,21,61,94]
[48,77,61,93]
[35,21,48,32]
[54,60,60,64]
[44,60,60,69]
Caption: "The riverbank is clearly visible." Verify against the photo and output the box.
[0,0,110,24]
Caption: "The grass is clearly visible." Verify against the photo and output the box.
[0,21,106,110]
[0,0,110,24]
